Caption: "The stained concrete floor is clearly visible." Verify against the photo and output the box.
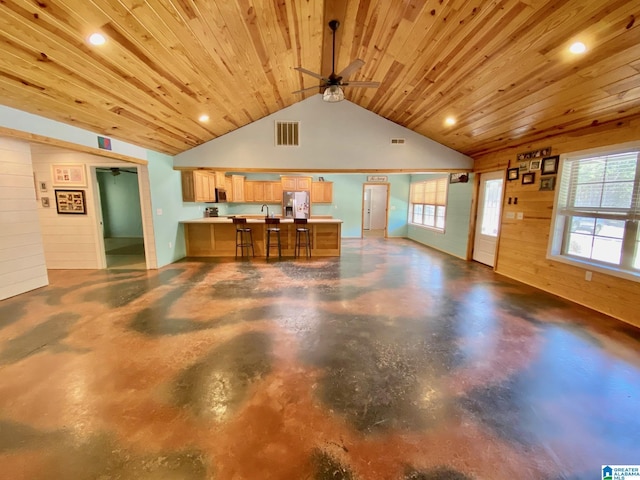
[0,238,639,479]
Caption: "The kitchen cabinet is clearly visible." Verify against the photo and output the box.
[311,182,333,203]
[181,170,216,202]
[281,176,311,191]
[230,175,245,202]
[214,171,226,188]
[243,181,283,203]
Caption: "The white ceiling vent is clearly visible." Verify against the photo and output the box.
[391,138,406,145]
[275,121,299,146]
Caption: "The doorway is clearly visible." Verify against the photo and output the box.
[95,166,146,269]
[362,184,389,238]
[473,171,504,267]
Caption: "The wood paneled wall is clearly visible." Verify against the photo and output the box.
[0,137,48,299]
[473,116,640,328]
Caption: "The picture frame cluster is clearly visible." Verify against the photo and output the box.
[509,152,559,191]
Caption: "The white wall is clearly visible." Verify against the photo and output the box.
[174,95,473,171]
[31,145,157,269]
[0,137,48,299]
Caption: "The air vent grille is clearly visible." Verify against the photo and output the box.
[391,138,406,145]
[276,121,299,146]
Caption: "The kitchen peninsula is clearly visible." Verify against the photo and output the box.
[181,217,342,257]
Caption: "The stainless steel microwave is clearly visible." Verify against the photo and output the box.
[215,189,227,203]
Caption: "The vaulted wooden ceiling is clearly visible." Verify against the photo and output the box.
[0,0,639,158]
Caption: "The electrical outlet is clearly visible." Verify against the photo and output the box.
[516,212,524,220]
[585,271,592,281]
[156,208,163,215]
[168,241,172,249]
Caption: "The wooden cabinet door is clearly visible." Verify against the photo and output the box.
[181,171,195,202]
[244,181,256,202]
[311,182,333,203]
[265,182,282,203]
[296,177,312,191]
[215,171,226,188]
[281,176,297,190]
[194,171,215,202]
[231,175,245,202]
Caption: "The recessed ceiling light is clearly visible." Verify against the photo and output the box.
[198,114,210,122]
[445,117,456,126]
[569,42,586,54]
[88,33,106,46]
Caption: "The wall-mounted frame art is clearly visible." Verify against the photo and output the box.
[541,155,559,175]
[449,173,469,184]
[55,189,86,214]
[522,172,535,185]
[539,176,556,191]
[41,197,50,208]
[517,146,552,161]
[51,164,86,187]
[508,167,519,181]
[529,159,541,171]
[518,161,529,172]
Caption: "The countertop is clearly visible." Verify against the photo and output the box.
[180,217,343,224]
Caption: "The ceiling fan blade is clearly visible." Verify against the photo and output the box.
[294,67,328,81]
[292,85,323,94]
[336,59,365,80]
[341,81,381,88]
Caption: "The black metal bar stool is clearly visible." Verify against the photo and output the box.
[294,218,311,258]
[265,217,281,258]
[233,218,254,258]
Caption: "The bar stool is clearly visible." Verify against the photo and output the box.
[233,218,254,258]
[265,217,281,259]
[294,218,311,258]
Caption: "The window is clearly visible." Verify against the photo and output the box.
[549,149,640,280]
[409,177,448,231]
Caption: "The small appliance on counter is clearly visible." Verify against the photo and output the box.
[204,207,219,217]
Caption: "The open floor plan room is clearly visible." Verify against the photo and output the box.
[1,238,638,480]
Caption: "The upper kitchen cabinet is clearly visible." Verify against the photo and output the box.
[230,175,245,202]
[281,176,311,192]
[311,182,333,203]
[214,171,227,188]
[181,170,216,202]
[244,181,283,203]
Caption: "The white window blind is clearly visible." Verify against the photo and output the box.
[409,177,448,231]
[550,150,640,277]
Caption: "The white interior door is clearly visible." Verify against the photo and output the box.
[369,185,388,230]
[473,171,504,267]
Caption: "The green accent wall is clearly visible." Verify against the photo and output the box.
[146,150,203,267]
[97,171,143,238]
[407,173,474,259]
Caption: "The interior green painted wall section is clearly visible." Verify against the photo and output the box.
[97,171,143,238]
[406,173,474,259]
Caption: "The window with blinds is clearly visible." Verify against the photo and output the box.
[549,149,640,278]
[409,177,448,231]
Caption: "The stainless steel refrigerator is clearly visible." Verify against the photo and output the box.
[283,191,310,219]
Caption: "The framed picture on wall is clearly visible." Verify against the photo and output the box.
[507,168,519,181]
[55,189,87,214]
[541,156,559,175]
[522,172,535,185]
[51,164,86,187]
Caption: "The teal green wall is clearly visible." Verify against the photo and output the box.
[223,173,410,238]
[146,151,203,267]
[97,171,143,238]
[406,173,474,259]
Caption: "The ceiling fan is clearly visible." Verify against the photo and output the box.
[293,20,380,102]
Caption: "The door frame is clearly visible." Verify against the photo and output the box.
[361,183,390,238]
[468,170,507,269]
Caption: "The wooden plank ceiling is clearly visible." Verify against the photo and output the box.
[0,0,638,158]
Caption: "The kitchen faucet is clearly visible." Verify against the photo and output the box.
[261,204,269,217]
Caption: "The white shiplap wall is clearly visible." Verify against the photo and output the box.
[0,137,48,299]
[31,145,156,269]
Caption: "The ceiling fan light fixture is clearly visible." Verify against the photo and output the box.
[323,85,344,103]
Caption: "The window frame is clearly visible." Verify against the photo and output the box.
[408,176,448,233]
[548,144,640,283]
